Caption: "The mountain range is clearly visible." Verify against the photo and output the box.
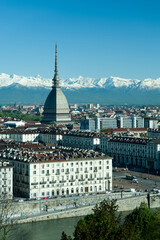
[0,73,160,105]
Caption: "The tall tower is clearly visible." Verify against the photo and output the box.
[42,45,71,123]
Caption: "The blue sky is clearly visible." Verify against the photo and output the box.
[1,0,160,80]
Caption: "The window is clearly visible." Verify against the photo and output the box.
[33,171,36,174]
[42,170,45,174]
[34,165,36,169]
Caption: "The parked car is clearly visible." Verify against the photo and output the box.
[132,179,138,183]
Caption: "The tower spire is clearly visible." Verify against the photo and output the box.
[55,43,58,74]
[53,44,60,88]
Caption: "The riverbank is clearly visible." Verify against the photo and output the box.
[11,192,160,224]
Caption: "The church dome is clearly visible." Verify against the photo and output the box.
[42,45,71,123]
[44,88,70,113]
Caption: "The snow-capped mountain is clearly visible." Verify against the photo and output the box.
[0,73,160,90]
[0,73,160,105]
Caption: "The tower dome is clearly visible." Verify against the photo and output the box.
[42,45,71,123]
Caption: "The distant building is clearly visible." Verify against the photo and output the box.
[80,118,95,131]
[148,128,160,139]
[118,116,144,128]
[144,118,159,129]
[62,131,101,150]
[3,121,25,128]
[96,117,117,130]
[80,117,117,131]
[42,45,71,123]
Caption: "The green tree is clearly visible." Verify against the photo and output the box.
[61,201,160,240]
[61,199,121,240]
[147,208,160,240]
[119,203,154,240]
[61,231,72,240]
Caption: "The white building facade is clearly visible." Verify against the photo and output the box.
[0,161,13,199]
[101,136,160,170]
[0,148,112,199]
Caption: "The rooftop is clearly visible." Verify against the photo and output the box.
[0,142,107,164]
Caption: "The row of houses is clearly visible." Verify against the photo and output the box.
[1,127,160,172]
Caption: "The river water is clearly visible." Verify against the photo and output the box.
[8,217,82,240]
[8,212,130,240]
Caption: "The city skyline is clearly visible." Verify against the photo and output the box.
[1,0,160,80]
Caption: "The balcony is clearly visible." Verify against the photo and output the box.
[69,179,75,182]
[40,181,47,184]
[46,173,50,176]
[88,178,94,181]
[97,177,103,180]
[31,182,38,185]
[50,181,56,184]
[65,171,70,174]
[79,179,85,181]
[60,180,66,183]
[105,177,111,180]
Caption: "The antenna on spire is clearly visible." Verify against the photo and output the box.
[52,43,60,88]
[55,43,58,74]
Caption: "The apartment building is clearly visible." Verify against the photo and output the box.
[0,144,112,199]
[101,136,160,170]
[148,129,160,139]
[62,131,101,150]
[0,161,13,199]
[0,129,39,142]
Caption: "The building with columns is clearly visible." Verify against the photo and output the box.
[101,136,160,170]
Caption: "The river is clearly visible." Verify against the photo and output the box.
[7,211,131,240]
[8,217,82,240]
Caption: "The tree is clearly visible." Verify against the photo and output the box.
[118,203,154,240]
[61,200,160,240]
[61,232,72,240]
[0,195,21,240]
[61,199,121,240]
